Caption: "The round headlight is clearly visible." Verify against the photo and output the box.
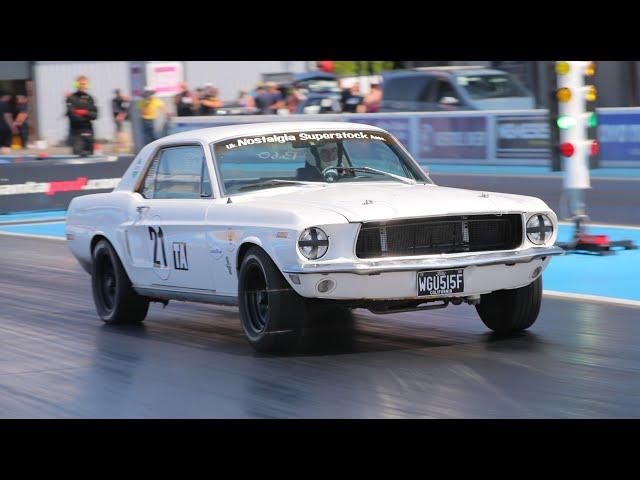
[298,227,329,260]
[526,214,554,245]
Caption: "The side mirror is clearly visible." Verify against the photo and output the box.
[439,96,459,105]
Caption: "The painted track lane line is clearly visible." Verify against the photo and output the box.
[0,230,66,242]
[558,221,640,230]
[0,217,67,226]
[544,290,640,308]
[430,172,640,182]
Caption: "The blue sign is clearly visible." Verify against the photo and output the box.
[598,112,640,162]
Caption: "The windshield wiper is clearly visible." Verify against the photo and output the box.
[235,179,317,192]
[324,166,416,185]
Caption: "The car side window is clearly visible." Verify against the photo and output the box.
[384,76,432,102]
[436,79,458,102]
[140,145,208,199]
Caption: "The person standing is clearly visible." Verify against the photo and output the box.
[267,82,285,114]
[341,83,364,113]
[254,84,272,114]
[13,95,30,149]
[175,83,196,116]
[138,86,166,145]
[111,89,131,133]
[237,89,255,109]
[66,76,98,156]
[362,83,382,113]
[0,92,16,154]
[199,84,223,115]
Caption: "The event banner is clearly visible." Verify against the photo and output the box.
[416,117,488,160]
[167,109,640,166]
[496,115,550,159]
[0,156,134,214]
[597,111,640,162]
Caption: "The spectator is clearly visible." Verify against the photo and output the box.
[14,94,30,149]
[267,82,285,114]
[285,87,305,114]
[254,84,273,114]
[111,89,131,133]
[138,86,166,145]
[237,89,255,108]
[66,75,98,156]
[341,83,364,113]
[175,82,197,116]
[363,82,382,113]
[194,87,204,114]
[199,84,223,115]
[0,91,15,154]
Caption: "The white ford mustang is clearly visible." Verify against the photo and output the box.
[66,121,563,352]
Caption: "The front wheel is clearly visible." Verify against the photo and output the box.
[475,276,542,334]
[238,247,308,353]
[92,239,149,325]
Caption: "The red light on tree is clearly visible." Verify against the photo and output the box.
[317,61,334,73]
[559,142,575,157]
[590,140,600,156]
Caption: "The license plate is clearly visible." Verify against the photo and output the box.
[417,268,464,296]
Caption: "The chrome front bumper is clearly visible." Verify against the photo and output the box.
[282,246,564,275]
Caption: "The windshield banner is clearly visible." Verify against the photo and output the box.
[219,131,388,150]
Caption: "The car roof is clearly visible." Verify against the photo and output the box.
[155,121,386,145]
[383,68,508,79]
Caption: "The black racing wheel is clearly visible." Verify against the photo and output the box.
[91,239,149,325]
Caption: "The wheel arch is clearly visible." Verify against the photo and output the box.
[89,232,136,281]
[236,239,264,270]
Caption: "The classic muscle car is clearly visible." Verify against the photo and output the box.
[66,121,563,352]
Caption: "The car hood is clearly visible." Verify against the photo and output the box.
[233,182,550,223]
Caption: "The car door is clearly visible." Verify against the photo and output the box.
[126,143,214,292]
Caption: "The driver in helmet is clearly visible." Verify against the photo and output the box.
[297,142,345,181]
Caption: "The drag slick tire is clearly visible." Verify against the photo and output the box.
[91,239,149,325]
[475,276,542,334]
[238,246,311,353]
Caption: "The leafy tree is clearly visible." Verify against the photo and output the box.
[333,61,396,75]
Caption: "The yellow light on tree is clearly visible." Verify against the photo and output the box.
[586,86,597,102]
[556,61,570,75]
[585,61,596,77]
[557,87,572,102]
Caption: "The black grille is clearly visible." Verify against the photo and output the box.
[355,214,522,259]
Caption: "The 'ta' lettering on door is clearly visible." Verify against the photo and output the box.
[172,242,189,271]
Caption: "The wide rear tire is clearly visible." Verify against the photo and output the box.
[92,239,149,325]
[475,276,542,334]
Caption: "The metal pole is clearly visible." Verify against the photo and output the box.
[128,61,147,154]
[557,61,591,222]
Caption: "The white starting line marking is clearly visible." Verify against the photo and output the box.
[0,230,66,241]
[544,290,640,308]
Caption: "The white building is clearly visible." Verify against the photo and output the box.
[6,61,308,145]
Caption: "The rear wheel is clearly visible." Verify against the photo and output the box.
[92,239,149,325]
[475,276,542,334]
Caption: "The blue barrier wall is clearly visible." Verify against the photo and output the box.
[168,108,640,167]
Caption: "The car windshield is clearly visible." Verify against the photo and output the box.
[456,73,530,100]
[297,79,341,92]
[211,130,430,195]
